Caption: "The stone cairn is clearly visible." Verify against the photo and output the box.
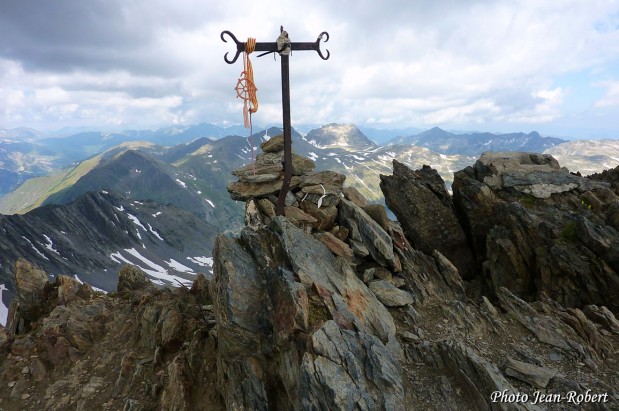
[227,135,411,300]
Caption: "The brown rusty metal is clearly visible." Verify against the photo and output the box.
[277,53,292,216]
[222,27,330,216]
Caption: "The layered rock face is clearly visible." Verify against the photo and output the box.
[217,135,415,409]
[1,149,618,410]
[382,153,619,310]
[452,152,619,310]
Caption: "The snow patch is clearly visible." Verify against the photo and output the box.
[43,234,60,255]
[127,213,147,232]
[166,259,195,273]
[114,205,125,212]
[308,139,326,149]
[110,251,131,265]
[187,256,213,268]
[205,199,215,208]
[176,179,187,188]
[0,284,8,326]
[22,236,49,261]
[120,248,193,286]
[152,211,162,217]
[147,223,164,241]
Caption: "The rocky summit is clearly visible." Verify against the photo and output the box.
[1,147,619,410]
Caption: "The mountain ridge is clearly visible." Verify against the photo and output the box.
[0,189,218,315]
[389,126,566,155]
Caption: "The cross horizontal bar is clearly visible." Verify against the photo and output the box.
[221,30,330,64]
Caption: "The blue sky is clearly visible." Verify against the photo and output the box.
[0,0,618,138]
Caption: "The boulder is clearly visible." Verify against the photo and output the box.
[313,231,353,260]
[339,199,396,269]
[368,280,414,307]
[343,186,368,208]
[14,259,49,322]
[300,321,404,410]
[475,151,597,197]
[56,275,93,305]
[260,134,284,153]
[284,206,318,228]
[299,171,346,188]
[363,204,390,232]
[504,357,557,388]
[299,202,338,231]
[117,265,150,292]
[232,162,283,177]
[227,176,302,201]
[255,152,315,175]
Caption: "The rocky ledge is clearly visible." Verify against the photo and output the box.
[1,148,618,410]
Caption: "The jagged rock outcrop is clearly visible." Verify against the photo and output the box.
[1,150,618,410]
[213,218,405,410]
[215,149,619,409]
[380,161,474,278]
[451,152,619,310]
[0,263,222,410]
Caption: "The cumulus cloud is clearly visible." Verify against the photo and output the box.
[0,0,618,134]
[595,80,619,107]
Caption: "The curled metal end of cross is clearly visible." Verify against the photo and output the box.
[221,30,243,64]
[316,31,330,60]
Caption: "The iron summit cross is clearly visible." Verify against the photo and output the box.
[221,26,330,216]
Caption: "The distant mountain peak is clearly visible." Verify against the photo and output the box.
[305,123,376,149]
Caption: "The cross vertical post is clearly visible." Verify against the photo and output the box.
[279,53,292,215]
[221,27,330,216]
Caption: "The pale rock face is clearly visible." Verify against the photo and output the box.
[476,151,603,198]
[520,182,579,199]
[305,123,376,149]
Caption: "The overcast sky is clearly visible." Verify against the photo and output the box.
[1,0,618,138]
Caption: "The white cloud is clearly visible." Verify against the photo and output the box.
[0,0,618,134]
[595,80,619,107]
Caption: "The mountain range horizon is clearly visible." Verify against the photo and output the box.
[2,121,618,145]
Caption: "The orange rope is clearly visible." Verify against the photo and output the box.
[235,38,258,174]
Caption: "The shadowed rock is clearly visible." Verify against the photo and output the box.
[380,161,474,278]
